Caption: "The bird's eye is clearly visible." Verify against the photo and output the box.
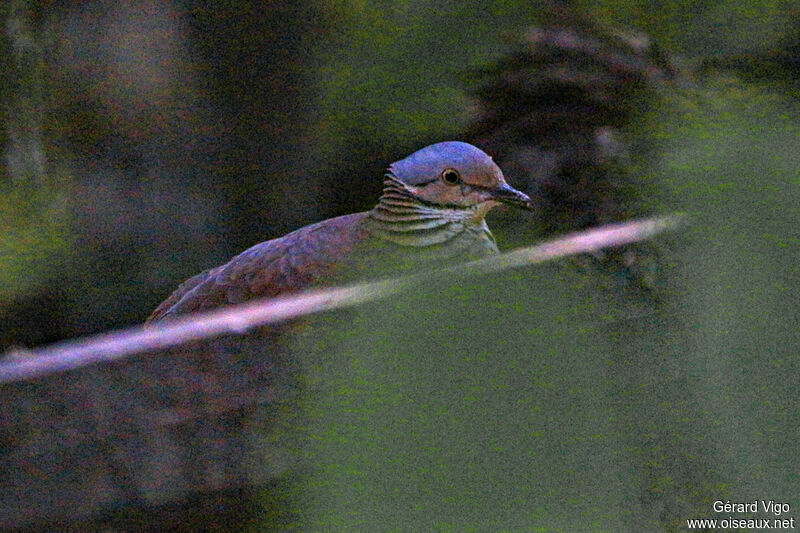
[441,168,461,186]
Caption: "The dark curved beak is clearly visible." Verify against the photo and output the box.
[489,183,535,210]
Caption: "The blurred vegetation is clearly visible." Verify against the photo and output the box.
[1,0,72,310]
[1,0,799,530]
[287,78,799,531]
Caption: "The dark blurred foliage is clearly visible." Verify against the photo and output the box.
[0,0,330,347]
[0,328,306,531]
[467,20,674,232]
[699,8,800,85]
[2,0,800,531]
[465,16,677,301]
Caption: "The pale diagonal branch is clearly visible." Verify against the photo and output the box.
[0,215,683,383]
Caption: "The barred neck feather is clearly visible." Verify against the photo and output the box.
[368,174,495,248]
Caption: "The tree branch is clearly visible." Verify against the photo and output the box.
[0,215,682,383]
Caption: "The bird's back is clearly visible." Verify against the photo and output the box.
[148,212,373,321]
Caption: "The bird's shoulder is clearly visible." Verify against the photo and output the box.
[223,211,374,294]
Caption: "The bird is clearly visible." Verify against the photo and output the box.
[147,141,532,322]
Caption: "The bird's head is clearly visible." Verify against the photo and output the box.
[386,141,533,220]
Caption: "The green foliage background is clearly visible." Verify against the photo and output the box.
[262,2,799,531]
[2,0,799,530]
[283,83,799,530]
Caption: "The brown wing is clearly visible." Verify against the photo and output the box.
[147,212,372,321]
